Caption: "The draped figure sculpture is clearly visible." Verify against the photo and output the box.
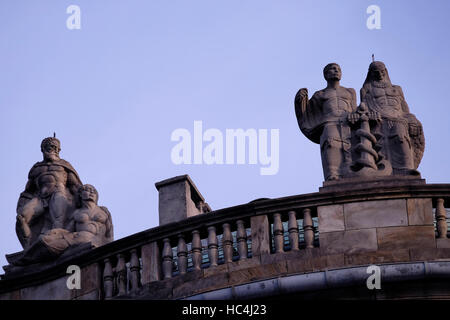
[360,61,424,175]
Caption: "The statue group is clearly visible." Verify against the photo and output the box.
[8,136,113,267]
[295,60,425,181]
[4,59,423,269]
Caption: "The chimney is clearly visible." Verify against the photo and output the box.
[155,175,211,226]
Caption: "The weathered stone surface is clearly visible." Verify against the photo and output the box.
[227,257,261,273]
[318,205,345,233]
[73,263,101,298]
[320,229,378,255]
[297,248,329,271]
[261,252,295,266]
[281,248,315,261]
[325,254,346,269]
[285,259,314,275]
[320,176,425,192]
[344,249,410,266]
[377,226,436,251]
[170,270,203,288]
[344,199,408,230]
[407,198,433,226]
[437,239,450,249]
[250,215,270,256]
[73,289,99,300]
[140,278,174,300]
[228,261,287,286]
[172,272,229,299]
[155,175,210,226]
[410,248,450,261]
[20,275,75,300]
[141,241,161,284]
[203,263,228,278]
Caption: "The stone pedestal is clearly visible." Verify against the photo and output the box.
[155,175,211,226]
[318,197,435,255]
[319,176,426,193]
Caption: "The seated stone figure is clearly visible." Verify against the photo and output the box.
[16,137,83,249]
[9,184,113,266]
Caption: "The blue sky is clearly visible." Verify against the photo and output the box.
[1,0,450,268]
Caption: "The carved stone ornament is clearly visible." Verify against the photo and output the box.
[6,137,113,267]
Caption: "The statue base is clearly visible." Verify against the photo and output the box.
[319,175,426,193]
[2,243,93,280]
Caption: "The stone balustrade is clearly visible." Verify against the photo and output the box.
[98,207,319,298]
[1,182,450,300]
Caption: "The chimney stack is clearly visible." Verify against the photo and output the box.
[155,175,211,226]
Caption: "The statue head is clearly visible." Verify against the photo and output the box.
[40,137,61,162]
[364,60,392,86]
[323,63,342,81]
[79,184,99,204]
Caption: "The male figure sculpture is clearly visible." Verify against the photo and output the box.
[69,184,113,247]
[295,63,357,180]
[10,184,113,266]
[16,137,82,249]
[360,61,424,175]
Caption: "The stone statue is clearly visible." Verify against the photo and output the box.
[10,184,113,266]
[360,61,425,175]
[294,60,425,183]
[16,136,82,249]
[7,137,113,268]
[295,63,358,180]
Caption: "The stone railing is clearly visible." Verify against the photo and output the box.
[1,182,450,300]
[99,205,320,299]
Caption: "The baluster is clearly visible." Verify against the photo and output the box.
[162,238,173,279]
[436,198,448,239]
[129,249,140,291]
[192,230,202,270]
[222,223,233,263]
[177,234,188,274]
[116,253,127,295]
[207,226,218,267]
[303,208,314,249]
[236,220,248,260]
[288,211,299,251]
[103,258,113,298]
[112,268,117,296]
[273,213,284,253]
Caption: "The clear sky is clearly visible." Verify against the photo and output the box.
[1,0,450,269]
